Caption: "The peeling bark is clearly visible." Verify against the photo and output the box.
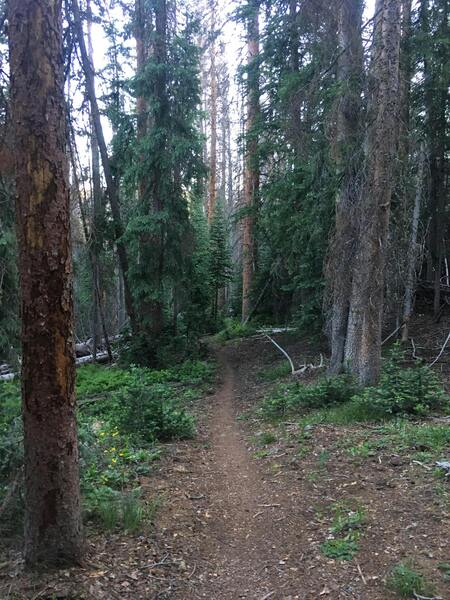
[8,0,83,567]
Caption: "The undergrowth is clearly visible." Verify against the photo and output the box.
[386,561,436,598]
[261,345,448,422]
[320,500,365,561]
[0,359,215,534]
[215,318,256,342]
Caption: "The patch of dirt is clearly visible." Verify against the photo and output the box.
[1,331,449,599]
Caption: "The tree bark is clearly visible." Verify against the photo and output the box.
[345,0,402,385]
[328,0,364,374]
[241,0,260,323]
[421,0,449,320]
[71,0,137,333]
[8,0,83,567]
[208,0,218,224]
[146,0,168,338]
[401,142,425,342]
[87,0,102,360]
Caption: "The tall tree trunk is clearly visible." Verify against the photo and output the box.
[208,0,218,224]
[135,0,149,199]
[68,137,113,363]
[401,142,425,341]
[9,0,83,567]
[328,0,364,374]
[87,0,102,360]
[346,0,402,385]
[422,0,449,320]
[71,0,137,333]
[146,0,168,339]
[241,0,260,323]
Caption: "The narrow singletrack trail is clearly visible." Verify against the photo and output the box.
[175,345,307,600]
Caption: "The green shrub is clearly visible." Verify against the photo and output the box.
[386,562,435,598]
[0,381,22,504]
[261,345,448,422]
[352,345,447,418]
[170,359,216,385]
[107,381,195,443]
[261,374,358,418]
[215,318,256,342]
[321,538,358,561]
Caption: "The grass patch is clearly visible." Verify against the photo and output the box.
[386,562,436,598]
[261,344,449,423]
[378,421,450,457]
[260,374,358,419]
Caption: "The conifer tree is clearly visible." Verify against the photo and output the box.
[9,0,83,566]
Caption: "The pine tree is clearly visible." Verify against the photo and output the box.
[9,0,83,566]
[209,202,232,321]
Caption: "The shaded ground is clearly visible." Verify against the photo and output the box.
[1,330,449,599]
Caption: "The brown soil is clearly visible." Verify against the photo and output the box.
[1,333,449,599]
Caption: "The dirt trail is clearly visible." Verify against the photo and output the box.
[196,348,280,598]
[176,345,306,600]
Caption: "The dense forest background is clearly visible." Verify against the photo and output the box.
[1,0,449,378]
[0,0,449,589]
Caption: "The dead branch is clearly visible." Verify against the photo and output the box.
[413,593,443,600]
[263,334,295,374]
[382,322,404,345]
[262,333,324,376]
[429,331,450,367]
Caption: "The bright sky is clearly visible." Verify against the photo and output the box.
[75,0,378,169]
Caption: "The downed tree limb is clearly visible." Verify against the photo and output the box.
[429,331,450,367]
[263,334,296,374]
[413,593,443,600]
[0,349,114,380]
[263,333,324,376]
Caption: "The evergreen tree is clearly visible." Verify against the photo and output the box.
[209,201,232,321]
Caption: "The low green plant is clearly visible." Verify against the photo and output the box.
[122,490,145,533]
[320,538,358,561]
[320,501,365,561]
[347,441,376,459]
[261,374,358,418]
[215,318,256,342]
[262,345,448,423]
[1,358,214,534]
[352,344,447,418]
[85,487,156,533]
[108,382,195,443]
[330,502,365,535]
[386,562,435,598]
[378,421,450,456]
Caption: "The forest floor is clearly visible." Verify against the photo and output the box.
[1,319,450,599]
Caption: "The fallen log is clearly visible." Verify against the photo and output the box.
[0,349,114,381]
